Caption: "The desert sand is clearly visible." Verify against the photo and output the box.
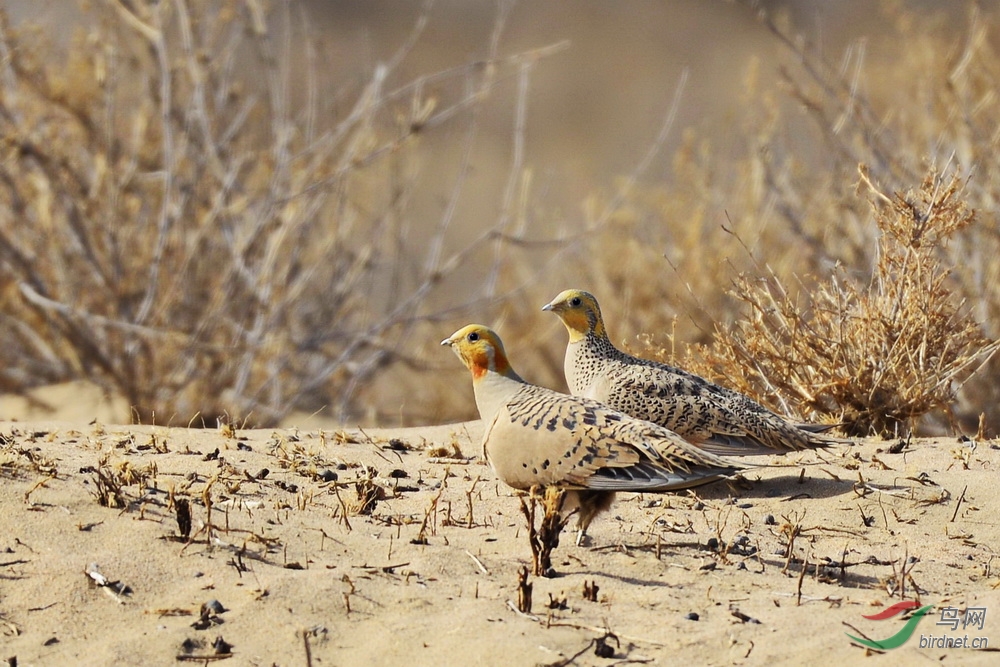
[2,415,998,666]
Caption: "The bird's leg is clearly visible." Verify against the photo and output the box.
[518,487,543,576]
[522,487,567,577]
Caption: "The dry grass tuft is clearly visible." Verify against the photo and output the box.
[88,454,157,508]
[1,430,59,479]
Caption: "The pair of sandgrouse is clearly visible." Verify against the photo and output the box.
[441,289,842,543]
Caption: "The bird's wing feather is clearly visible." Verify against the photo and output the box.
[483,384,739,491]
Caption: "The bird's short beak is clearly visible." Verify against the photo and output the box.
[541,301,555,312]
[440,335,454,347]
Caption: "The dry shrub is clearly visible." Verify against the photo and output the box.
[0,2,563,425]
[433,3,1000,430]
[598,3,1000,437]
[405,3,1000,433]
[5,2,1000,432]
[679,171,997,437]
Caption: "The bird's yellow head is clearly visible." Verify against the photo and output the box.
[542,289,606,342]
[441,324,515,380]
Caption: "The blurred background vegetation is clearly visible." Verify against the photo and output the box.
[1,0,998,437]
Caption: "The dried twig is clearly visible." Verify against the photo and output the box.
[466,551,490,576]
[950,484,968,522]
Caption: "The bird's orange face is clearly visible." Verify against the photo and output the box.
[441,324,512,379]
[542,289,605,341]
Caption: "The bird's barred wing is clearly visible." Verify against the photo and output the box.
[482,384,740,492]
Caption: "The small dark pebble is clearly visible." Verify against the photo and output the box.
[388,469,408,479]
[192,616,220,631]
[212,636,233,654]
[764,514,777,525]
[43,637,59,647]
[706,537,720,551]
[685,612,700,621]
[386,438,409,451]
[737,561,747,571]
[692,501,705,511]
[336,463,349,471]
[728,534,756,557]
[318,469,338,482]
[699,562,717,571]
[180,638,201,653]
[888,440,907,454]
[594,639,615,659]
[236,442,252,451]
[202,600,226,614]
[737,502,753,509]
[255,468,270,480]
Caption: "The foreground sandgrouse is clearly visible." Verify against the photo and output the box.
[441,324,741,544]
[543,289,844,457]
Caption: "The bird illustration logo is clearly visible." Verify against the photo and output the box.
[845,600,934,650]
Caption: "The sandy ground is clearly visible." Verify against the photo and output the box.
[2,415,999,666]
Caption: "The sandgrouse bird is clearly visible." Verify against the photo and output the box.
[543,289,844,457]
[441,324,741,544]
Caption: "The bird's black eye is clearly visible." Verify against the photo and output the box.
[569,296,582,307]
[467,331,480,342]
